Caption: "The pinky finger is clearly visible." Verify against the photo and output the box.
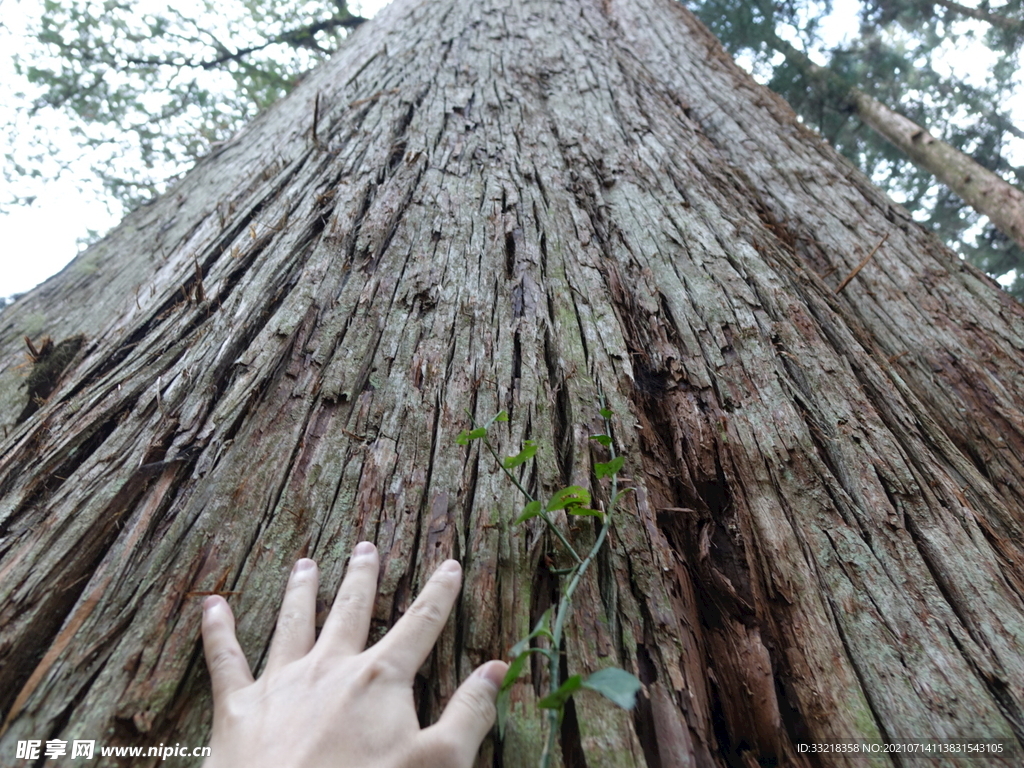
[202,596,255,702]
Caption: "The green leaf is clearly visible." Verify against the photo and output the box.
[495,410,509,422]
[568,507,604,519]
[547,485,591,511]
[582,667,642,710]
[500,646,549,735]
[503,439,537,469]
[509,609,552,657]
[456,427,488,445]
[499,608,553,738]
[595,456,625,479]
[529,607,553,639]
[502,649,532,691]
[599,407,613,419]
[538,674,583,709]
[495,651,552,741]
[515,500,543,524]
[589,434,612,447]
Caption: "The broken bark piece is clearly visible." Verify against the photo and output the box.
[16,334,86,424]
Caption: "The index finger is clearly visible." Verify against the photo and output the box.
[373,560,462,677]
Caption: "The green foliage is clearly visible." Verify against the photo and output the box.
[595,455,624,479]
[537,675,582,710]
[496,610,552,738]
[515,500,544,524]
[691,0,1024,298]
[535,667,642,711]
[456,427,489,445]
[5,0,363,210]
[581,667,643,710]
[503,439,537,468]
[460,402,640,766]
[546,485,591,511]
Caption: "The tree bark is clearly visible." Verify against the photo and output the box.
[769,32,1024,254]
[1,0,1023,766]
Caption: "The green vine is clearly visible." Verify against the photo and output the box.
[456,399,641,768]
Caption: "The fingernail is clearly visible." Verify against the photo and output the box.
[474,660,509,690]
[440,559,461,575]
[293,558,316,573]
[353,541,376,558]
[203,595,222,611]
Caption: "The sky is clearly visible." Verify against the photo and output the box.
[0,0,124,298]
[0,0,1020,299]
[0,0,390,300]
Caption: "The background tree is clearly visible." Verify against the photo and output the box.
[2,0,1024,764]
[4,0,364,209]
[694,0,1024,296]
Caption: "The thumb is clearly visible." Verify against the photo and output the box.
[429,660,508,763]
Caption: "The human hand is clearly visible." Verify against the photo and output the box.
[201,542,508,768]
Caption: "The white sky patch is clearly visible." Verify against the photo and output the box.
[815,0,860,49]
[0,0,390,299]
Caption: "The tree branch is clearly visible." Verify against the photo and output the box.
[120,14,367,71]
[931,0,1024,33]
[768,33,1024,252]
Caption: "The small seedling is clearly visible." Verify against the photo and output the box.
[457,397,641,768]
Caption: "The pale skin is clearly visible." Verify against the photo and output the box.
[201,541,509,768]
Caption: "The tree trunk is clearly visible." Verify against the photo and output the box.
[2,0,1024,766]
[769,32,1024,254]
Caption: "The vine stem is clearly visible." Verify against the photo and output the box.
[540,512,610,768]
[482,434,583,565]
[465,408,582,562]
[539,402,618,768]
